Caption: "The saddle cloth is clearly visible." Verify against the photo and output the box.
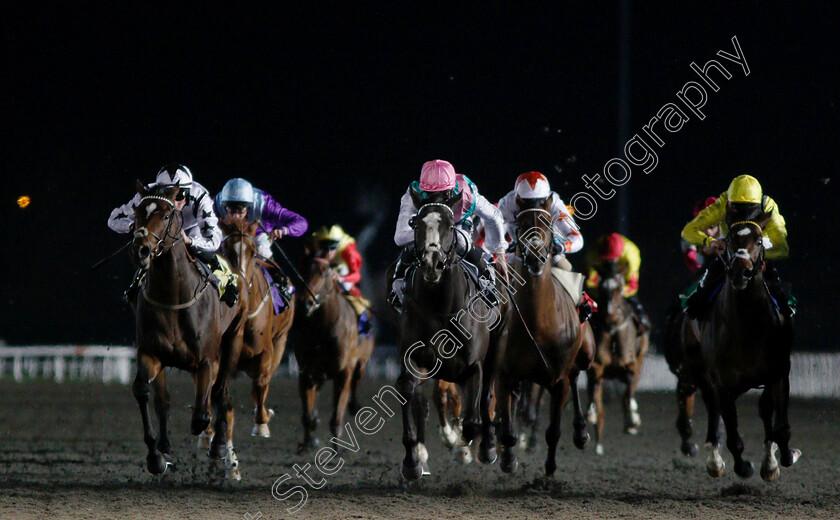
[551,267,585,306]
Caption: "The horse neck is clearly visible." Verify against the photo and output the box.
[515,259,554,305]
[145,242,198,300]
[720,272,776,326]
[411,264,466,314]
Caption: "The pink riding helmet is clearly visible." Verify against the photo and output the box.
[419,160,457,192]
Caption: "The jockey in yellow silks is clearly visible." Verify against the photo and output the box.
[680,174,794,317]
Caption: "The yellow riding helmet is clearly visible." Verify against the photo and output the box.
[312,224,346,242]
[726,175,763,203]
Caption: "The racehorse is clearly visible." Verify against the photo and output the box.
[663,216,800,481]
[495,196,593,475]
[585,260,649,455]
[395,191,510,481]
[218,219,295,444]
[129,182,246,476]
[293,240,374,451]
[432,380,473,464]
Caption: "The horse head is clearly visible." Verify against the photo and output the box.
[410,189,462,284]
[219,218,259,278]
[298,251,336,317]
[725,212,771,290]
[131,180,182,269]
[514,195,553,276]
[594,260,626,326]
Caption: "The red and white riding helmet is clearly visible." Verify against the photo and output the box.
[514,171,551,199]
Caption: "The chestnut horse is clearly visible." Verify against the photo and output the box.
[495,198,593,475]
[129,182,245,476]
[663,216,800,481]
[585,261,649,455]
[293,244,374,451]
[395,193,511,481]
[218,219,295,444]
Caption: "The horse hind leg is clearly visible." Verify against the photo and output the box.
[700,385,725,477]
[497,374,518,473]
[348,361,365,416]
[719,394,754,478]
[589,368,606,456]
[190,359,213,436]
[133,354,168,475]
[297,373,320,452]
[771,375,801,470]
[434,382,459,449]
[544,379,570,476]
[676,382,699,457]
[330,369,353,442]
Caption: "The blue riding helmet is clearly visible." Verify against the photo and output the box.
[215,178,266,223]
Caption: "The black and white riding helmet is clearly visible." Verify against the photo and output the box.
[155,163,193,201]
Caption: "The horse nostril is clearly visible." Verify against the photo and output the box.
[138,246,150,259]
[435,260,445,271]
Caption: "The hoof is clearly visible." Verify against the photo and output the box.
[420,460,431,476]
[208,442,227,460]
[348,400,362,416]
[146,451,169,475]
[595,443,605,456]
[735,459,755,479]
[251,423,270,438]
[625,426,639,436]
[462,422,480,444]
[454,445,473,465]
[586,403,597,425]
[517,432,529,450]
[573,430,590,450]
[500,448,517,473]
[705,443,725,478]
[761,441,780,481]
[190,415,211,436]
[544,459,557,476]
[781,448,801,467]
[297,438,319,454]
[400,460,424,482]
[478,444,497,465]
[439,424,460,449]
[156,438,171,456]
[681,441,699,457]
[416,443,429,464]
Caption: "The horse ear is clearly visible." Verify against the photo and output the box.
[755,209,772,229]
[446,189,463,212]
[136,179,149,197]
[410,187,425,209]
[165,182,181,200]
[541,196,552,211]
[248,221,260,236]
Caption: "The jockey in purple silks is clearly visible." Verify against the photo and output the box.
[215,178,308,298]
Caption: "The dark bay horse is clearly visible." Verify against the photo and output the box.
[496,198,593,475]
[396,192,510,481]
[663,216,800,481]
[293,243,374,451]
[218,219,295,447]
[129,182,246,476]
[585,262,649,455]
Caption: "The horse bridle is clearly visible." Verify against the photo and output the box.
[515,208,554,264]
[303,257,338,315]
[722,220,765,280]
[133,196,184,259]
[413,203,460,268]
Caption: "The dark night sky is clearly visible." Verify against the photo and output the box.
[2,3,839,350]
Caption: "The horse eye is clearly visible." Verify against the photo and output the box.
[163,214,170,221]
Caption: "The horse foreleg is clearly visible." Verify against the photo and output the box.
[589,366,605,455]
[348,361,365,416]
[771,375,801,469]
[460,364,483,444]
[544,378,570,476]
[676,382,698,457]
[700,385,725,477]
[759,387,780,481]
[621,369,640,435]
[133,353,167,474]
[719,394,754,478]
[498,374,517,473]
[411,391,431,474]
[569,369,590,450]
[330,370,353,440]
[396,370,423,481]
[298,373,319,451]
[151,368,171,456]
[251,362,273,438]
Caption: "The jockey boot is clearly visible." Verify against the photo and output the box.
[683,257,725,319]
[267,263,293,304]
[221,280,239,307]
[124,267,147,304]
[465,245,499,307]
[578,292,596,323]
[626,295,651,333]
[764,266,795,318]
[387,247,416,311]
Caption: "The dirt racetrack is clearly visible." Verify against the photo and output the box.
[0,375,838,519]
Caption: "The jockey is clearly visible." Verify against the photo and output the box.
[681,197,721,273]
[497,171,583,270]
[389,159,507,309]
[681,174,793,318]
[310,225,371,335]
[108,163,238,306]
[214,178,307,302]
[586,233,649,330]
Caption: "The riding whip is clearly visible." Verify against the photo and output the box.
[255,221,320,301]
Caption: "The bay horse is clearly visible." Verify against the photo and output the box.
[585,261,649,455]
[129,182,246,476]
[495,197,593,475]
[395,191,511,481]
[293,240,374,451]
[663,215,800,481]
[218,219,295,443]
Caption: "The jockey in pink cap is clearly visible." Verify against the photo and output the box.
[389,159,508,309]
